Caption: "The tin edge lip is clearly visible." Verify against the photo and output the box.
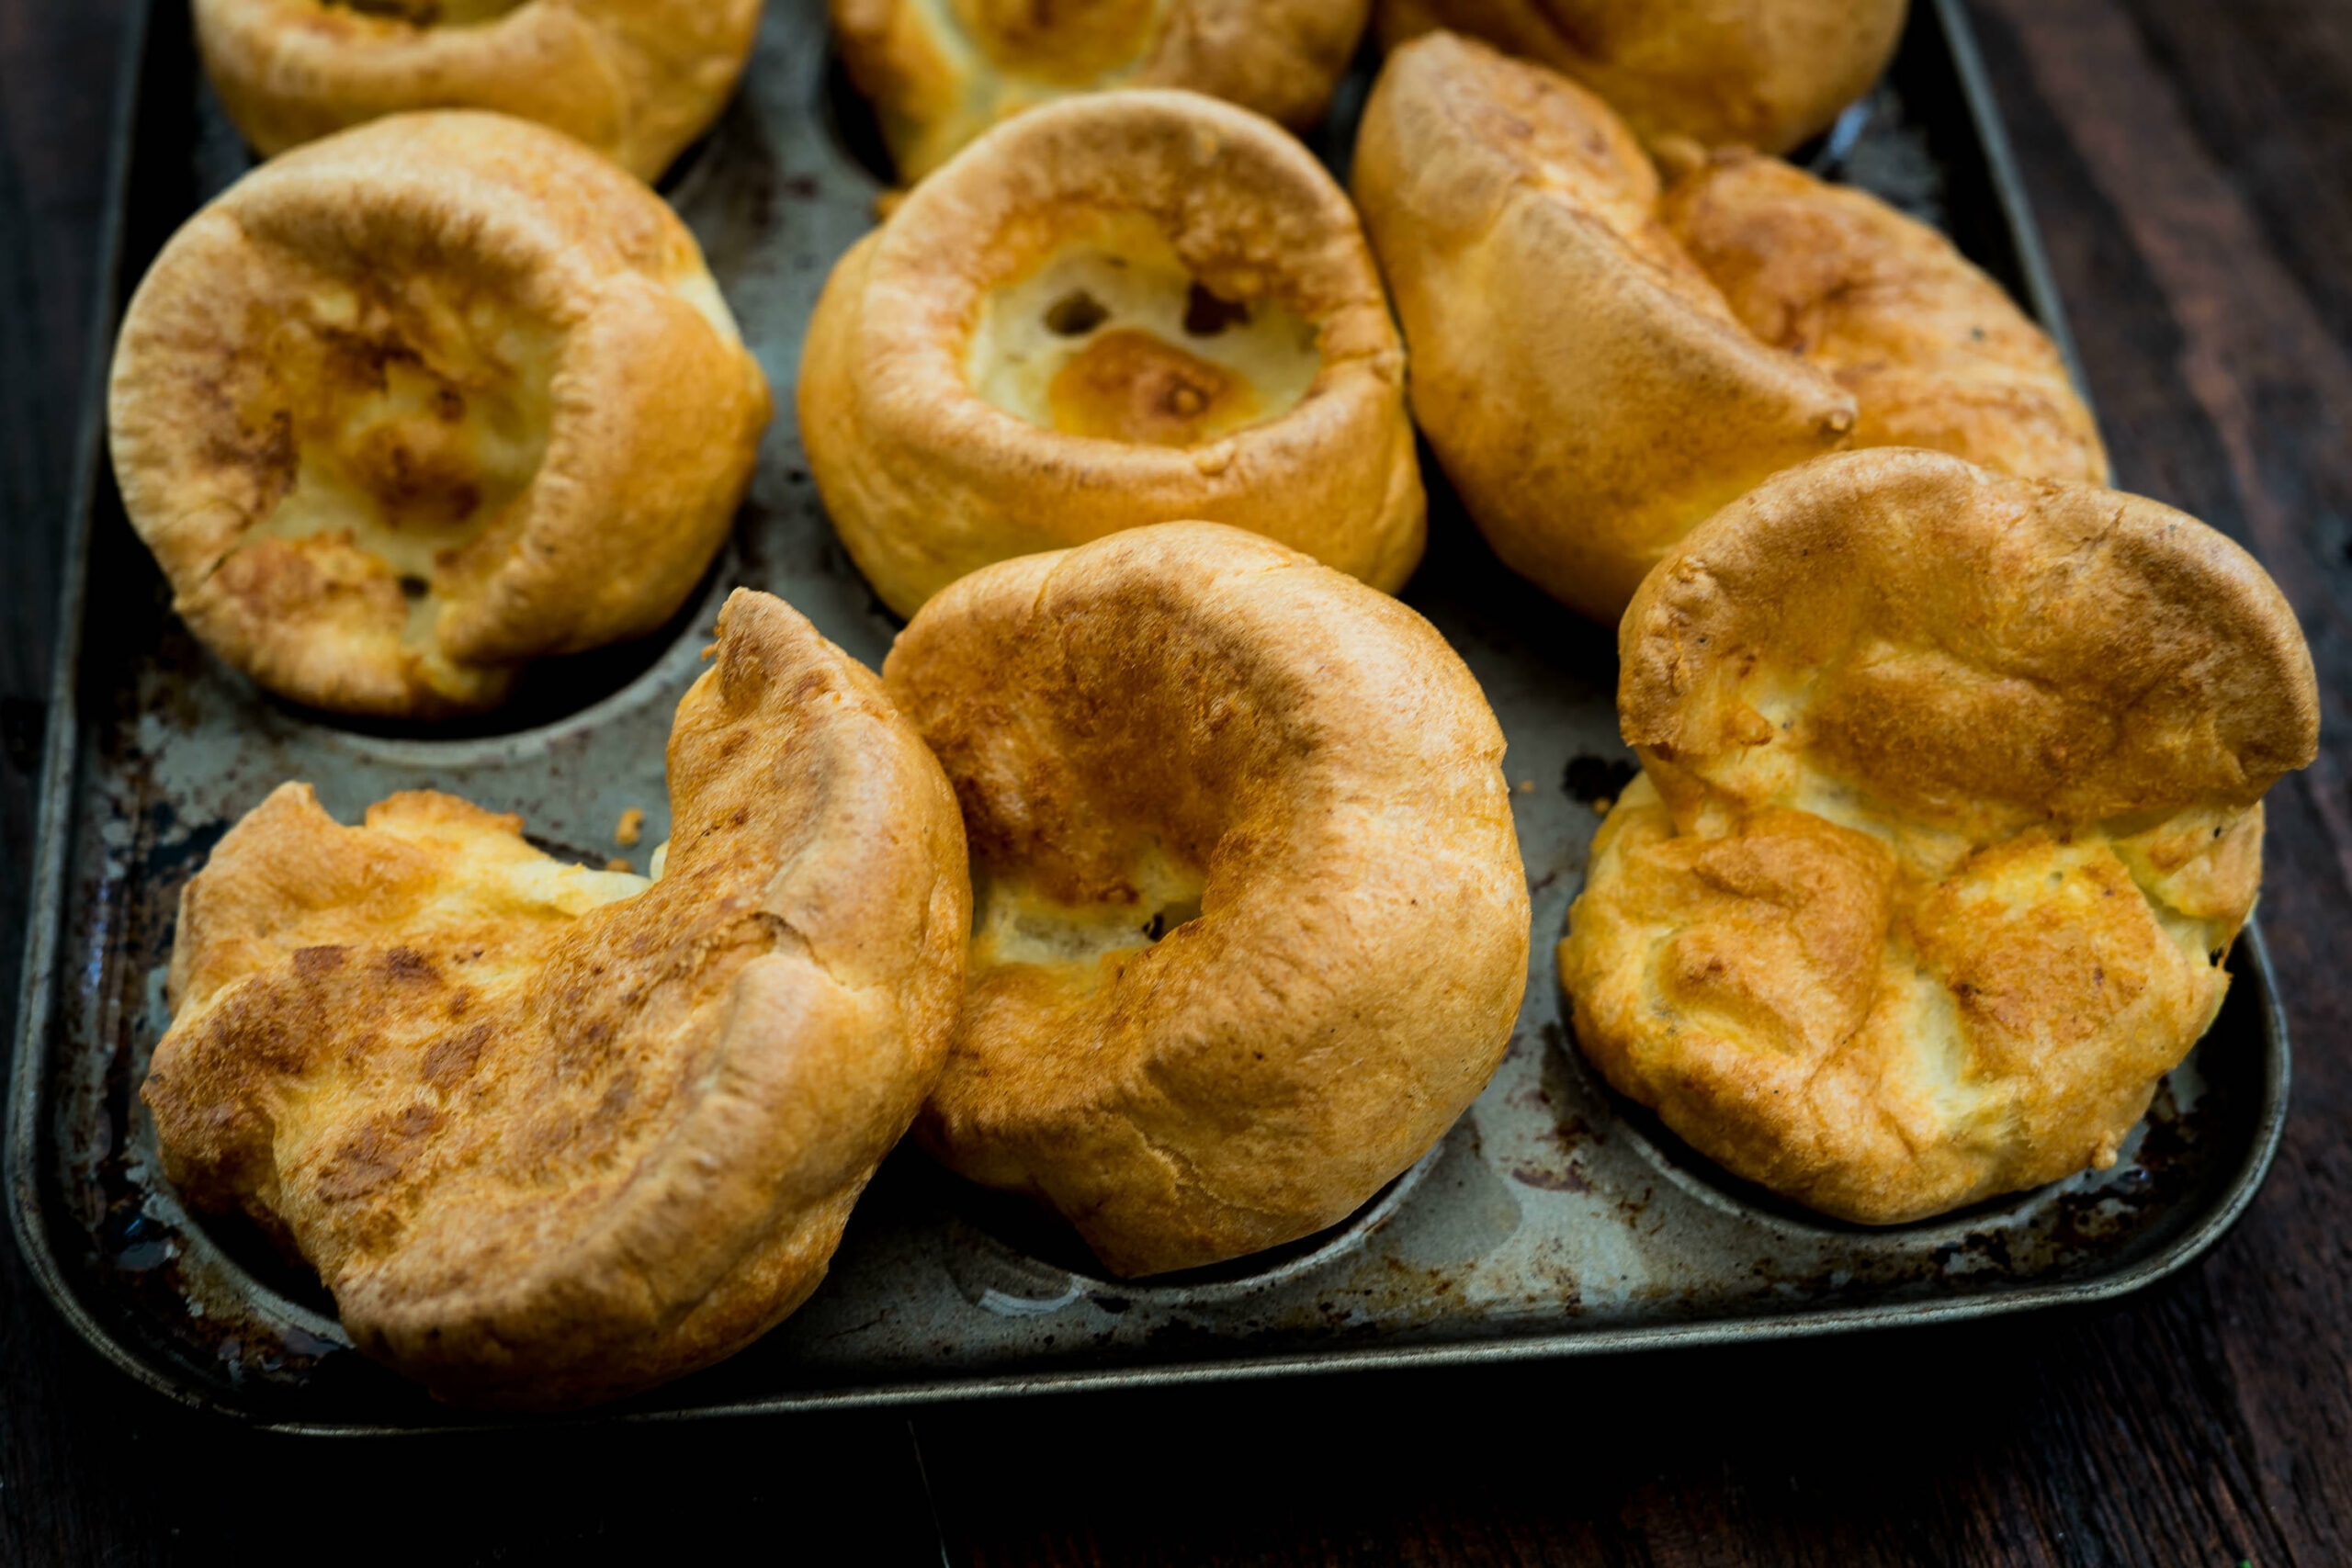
[46,923,2292,1440]
[1932,0,2097,398]
[226,924,2292,1438]
[4,0,175,1415]
[5,0,2297,1432]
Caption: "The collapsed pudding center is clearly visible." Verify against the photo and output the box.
[968,840,1206,987]
[384,802,656,919]
[968,220,1321,448]
[944,0,1160,85]
[232,265,556,649]
[329,0,529,27]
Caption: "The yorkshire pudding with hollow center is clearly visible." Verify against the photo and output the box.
[884,523,1530,1277]
[193,0,762,181]
[1558,450,2318,1225]
[141,590,969,1409]
[108,111,772,717]
[831,0,1371,181]
[1352,33,2104,623]
[1374,0,1906,154]
[801,90,1423,618]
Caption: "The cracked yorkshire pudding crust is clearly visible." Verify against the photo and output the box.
[1373,0,1907,154]
[800,89,1424,619]
[108,111,771,717]
[884,524,1530,1278]
[141,590,969,1409]
[831,0,1371,180]
[1558,450,2318,1225]
[193,0,762,181]
[1353,32,2103,624]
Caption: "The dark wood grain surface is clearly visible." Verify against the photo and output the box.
[5,2,2348,1562]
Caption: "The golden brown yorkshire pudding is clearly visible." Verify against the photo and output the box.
[1559,450,2318,1225]
[193,0,761,181]
[1352,33,2102,623]
[1657,143,2109,488]
[831,0,1371,181]
[108,112,772,717]
[883,524,1529,1277]
[801,90,1423,619]
[1373,0,1906,154]
[141,591,969,1410]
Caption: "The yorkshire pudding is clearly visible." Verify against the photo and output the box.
[884,524,1529,1277]
[1373,0,1906,154]
[141,590,969,1409]
[1657,142,2109,488]
[108,111,772,717]
[193,0,761,181]
[831,0,1370,180]
[1351,34,2103,623]
[801,90,1423,618]
[1558,450,2318,1224]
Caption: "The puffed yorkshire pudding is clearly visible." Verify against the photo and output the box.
[1352,33,2105,622]
[108,112,771,717]
[1374,0,1906,154]
[141,590,969,1408]
[884,524,1529,1277]
[193,0,761,181]
[1657,142,2109,489]
[831,0,1370,180]
[1558,450,2318,1225]
[801,90,1423,618]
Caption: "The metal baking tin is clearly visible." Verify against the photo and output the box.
[7,0,2292,1433]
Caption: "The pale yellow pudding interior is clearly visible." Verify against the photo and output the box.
[330,0,530,27]
[945,0,1161,84]
[232,270,556,654]
[969,842,1205,992]
[876,0,1171,175]
[968,222,1322,448]
[387,807,654,913]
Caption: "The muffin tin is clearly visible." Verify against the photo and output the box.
[6,0,2291,1431]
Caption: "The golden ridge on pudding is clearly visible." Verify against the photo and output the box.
[1558,450,2318,1225]
[1373,0,1907,154]
[107,112,771,717]
[800,90,1423,617]
[1351,32,2103,623]
[884,524,1529,1278]
[1657,143,2109,488]
[831,0,1371,180]
[193,0,763,180]
[141,591,968,1409]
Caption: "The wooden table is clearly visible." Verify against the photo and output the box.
[4,3,2346,1562]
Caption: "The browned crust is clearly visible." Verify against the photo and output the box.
[1559,450,2317,1224]
[831,0,1371,179]
[1373,0,1907,155]
[192,0,762,180]
[799,90,1423,618]
[1618,449,2317,822]
[1352,33,1853,622]
[1658,145,2110,486]
[1354,33,2110,625]
[141,590,969,1408]
[883,523,1530,1277]
[107,111,772,717]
